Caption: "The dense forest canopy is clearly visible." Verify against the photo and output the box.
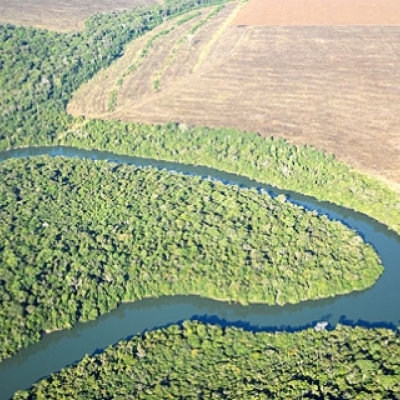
[12,322,400,399]
[1,0,399,398]
[0,156,382,361]
[60,120,400,235]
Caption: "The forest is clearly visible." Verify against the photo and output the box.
[12,322,400,399]
[1,0,399,234]
[0,0,399,397]
[0,0,229,149]
[59,119,400,235]
[0,156,382,361]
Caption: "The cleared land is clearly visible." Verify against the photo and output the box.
[68,1,400,188]
[233,0,400,26]
[0,0,157,31]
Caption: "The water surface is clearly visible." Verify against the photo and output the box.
[0,146,399,399]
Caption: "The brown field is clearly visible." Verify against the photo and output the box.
[68,1,400,188]
[233,0,400,26]
[0,0,158,31]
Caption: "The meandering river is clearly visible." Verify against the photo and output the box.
[0,146,399,399]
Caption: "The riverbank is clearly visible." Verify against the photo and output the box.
[12,321,400,399]
[55,121,400,235]
[0,154,382,362]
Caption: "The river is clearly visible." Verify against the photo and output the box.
[0,146,399,399]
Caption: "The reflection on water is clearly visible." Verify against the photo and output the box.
[0,146,399,400]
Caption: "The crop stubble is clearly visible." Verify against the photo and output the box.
[233,0,400,26]
[68,1,400,188]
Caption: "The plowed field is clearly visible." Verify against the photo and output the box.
[233,0,400,26]
[68,1,400,188]
[0,0,157,31]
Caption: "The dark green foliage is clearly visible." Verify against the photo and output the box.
[1,0,398,393]
[0,0,229,149]
[13,322,400,399]
[0,156,382,361]
[60,120,400,234]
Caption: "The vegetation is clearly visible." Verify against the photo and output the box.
[2,0,398,235]
[12,321,400,399]
[0,0,230,149]
[175,10,202,25]
[107,90,118,112]
[152,4,225,91]
[189,3,225,34]
[0,156,382,361]
[1,0,399,396]
[113,25,177,99]
[60,120,400,234]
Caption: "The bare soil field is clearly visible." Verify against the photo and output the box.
[233,0,400,26]
[0,0,157,31]
[68,1,400,188]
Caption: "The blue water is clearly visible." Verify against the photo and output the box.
[0,146,399,399]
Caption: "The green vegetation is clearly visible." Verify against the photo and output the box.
[152,5,225,91]
[152,78,160,91]
[189,4,225,34]
[0,156,382,361]
[107,21,178,100]
[2,0,398,236]
[60,120,400,234]
[118,24,176,94]
[1,0,399,395]
[107,90,118,112]
[0,0,230,149]
[176,10,202,25]
[13,322,400,399]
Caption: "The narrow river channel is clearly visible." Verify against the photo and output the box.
[0,146,399,399]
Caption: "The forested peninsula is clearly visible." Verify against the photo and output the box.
[0,156,382,361]
[1,0,399,398]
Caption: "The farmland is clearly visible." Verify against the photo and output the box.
[1,0,400,398]
[0,0,158,31]
[233,0,400,26]
[68,0,400,188]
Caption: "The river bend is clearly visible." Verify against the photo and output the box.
[0,146,399,399]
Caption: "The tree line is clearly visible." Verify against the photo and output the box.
[59,119,400,235]
[13,321,400,399]
[0,156,382,361]
[0,0,231,149]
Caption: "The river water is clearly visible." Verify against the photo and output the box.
[0,146,399,399]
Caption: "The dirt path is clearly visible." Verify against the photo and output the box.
[193,1,244,72]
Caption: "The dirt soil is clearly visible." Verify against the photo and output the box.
[68,2,400,189]
[0,0,158,31]
[233,0,400,26]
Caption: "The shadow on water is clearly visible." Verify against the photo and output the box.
[337,315,399,331]
[0,146,399,399]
